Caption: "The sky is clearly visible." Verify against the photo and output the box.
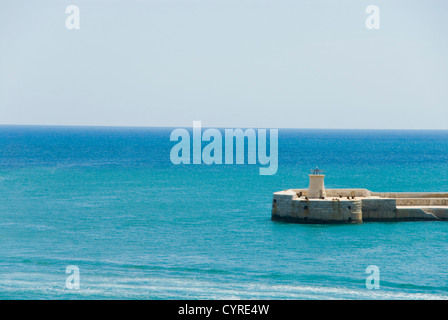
[0,0,447,129]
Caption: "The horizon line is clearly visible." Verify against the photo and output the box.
[0,123,448,131]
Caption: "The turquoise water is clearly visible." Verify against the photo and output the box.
[0,126,447,299]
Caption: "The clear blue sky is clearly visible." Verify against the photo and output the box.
[1,0,447,129]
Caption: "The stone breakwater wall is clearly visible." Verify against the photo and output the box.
[272,189,448,223]
[361,198,397,221]
[272,190,362,224]
[362,198,438,221]
[371,192,448,198]
[292,189,371,198]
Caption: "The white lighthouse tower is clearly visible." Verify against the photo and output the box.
[308,167,326,199]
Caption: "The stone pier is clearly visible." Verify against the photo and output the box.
[272,171,448,224]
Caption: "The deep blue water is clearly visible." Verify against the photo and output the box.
[0,125,448,299]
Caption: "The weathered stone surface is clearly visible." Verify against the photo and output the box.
[273,174,448,224]
[272,194,362,224]
[362,198,397,221]
[395,207,438,220]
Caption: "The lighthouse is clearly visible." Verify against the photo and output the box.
[308,167,326,199]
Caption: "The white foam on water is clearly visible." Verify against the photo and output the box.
[1,271,447,300]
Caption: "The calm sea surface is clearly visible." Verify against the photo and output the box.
[0,126,447,299]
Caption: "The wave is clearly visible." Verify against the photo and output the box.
[1,256,447,299]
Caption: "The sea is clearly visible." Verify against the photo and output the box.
[0,125,447,300]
